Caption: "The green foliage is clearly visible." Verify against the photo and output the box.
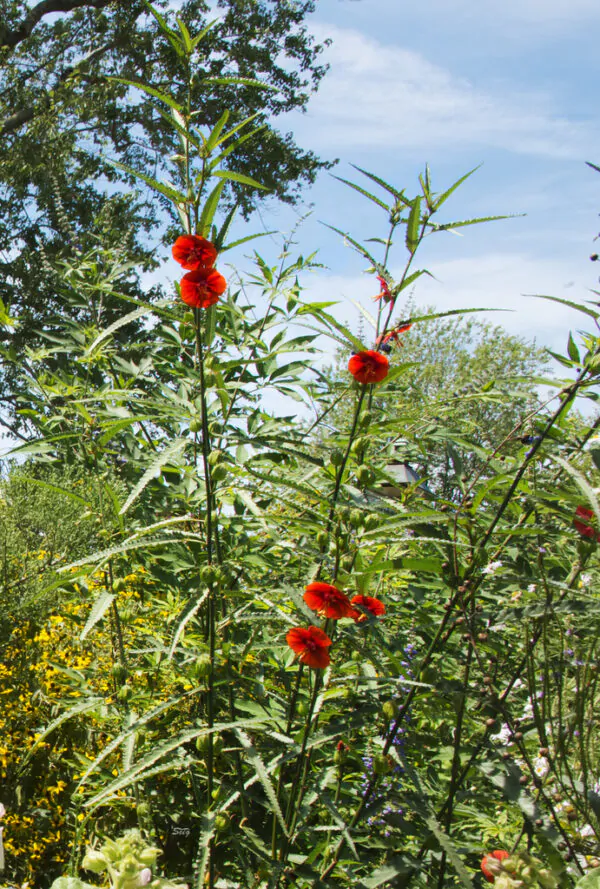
[0,12,600,889]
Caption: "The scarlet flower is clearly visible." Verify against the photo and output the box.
[286,626,332,669]
[373,275,394,303]
[172,235,218,271]
[573,505,600,541]
[350,594,386,622]
[304,582,355,619]
[375,322,413,351]
[180,268,227,309]
[481,850,509,883]
[348,350,389,385]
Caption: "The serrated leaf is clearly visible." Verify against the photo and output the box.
[331,175,390,212]
[358,860,413,889]
[200,76,276,90]
[527,293,599,320]
[18,698,103,774]
[120,438,187,515]
[108,159,188,205]
[168,590,209,659]
[233,729,288,836]
[80,591,115,641]
[431,166,481,211]
[86,305,154,355]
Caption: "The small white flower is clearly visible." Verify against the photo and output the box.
[482,560,503,576]
[527,584,537,593]
[533,756,549,778]
[580,573,592,587]
[580,824,595,838]
[0,803,5,819]
[491,724,512,745]
[139,868,152,886]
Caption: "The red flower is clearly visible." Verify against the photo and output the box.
[574,505,600,541]
[351,595,386,622]
[172,235,218,271]
[481,851,509,883]
[373,275,394,303]
[180,268,227,309]
[304,582,355,619]
[375,323,413,351]
[286,626,332,669]
[348,350,389,385]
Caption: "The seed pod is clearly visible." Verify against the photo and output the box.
[117,684,133,703]
[189,418,202,433]
[211,464,227,482]
[330,449,344,467]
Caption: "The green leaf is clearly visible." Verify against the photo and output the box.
[80,591,115,641]
[107,159,188,205]
[20,477,90,506]
[119,438,187,515]
[108,77,184,112]
[358,859,413,889]
[213,170,269,191]
[567,332,581,363]
[527,293,599,320]
[575,869,600,889]
[351,165,408,202]
[204,110,230,154]
[297,303,366,352]
[322,223,379,267]
[431,213,520,232]
[331,175,390,212]
[233,729,289,836]
[431,166,481,211]
[86,305,155,355]
[142,0,185,57]
[200,76,276,91]
[18,698,103,774]
[198,180,226,237]
[406,196,422,254]
[168,590,209,659]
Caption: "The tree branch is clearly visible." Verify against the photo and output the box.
[0,0,112,51]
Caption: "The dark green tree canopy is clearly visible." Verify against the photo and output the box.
[0,0,331,427]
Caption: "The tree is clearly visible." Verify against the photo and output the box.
[0,0,331,430]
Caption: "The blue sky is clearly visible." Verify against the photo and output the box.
[235,0,600,354]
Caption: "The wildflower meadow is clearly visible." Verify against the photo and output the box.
[0,5,599,889]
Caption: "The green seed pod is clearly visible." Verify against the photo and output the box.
[195,653,212,679]
[373,753,392,776]
[351,651,362,663]
[340,554,354,571]
[349,508,363,529]
[112,577,126,594]
[195,734,210,756]
[209,421,222,435]
[364,514,380,531]
[111,663,128,683]
[117,684,133,703]
[183,312,195,325]
[382,700,397,721]
[351,436,367,456]
[330,449,344,467]
[356,466,375,486]
[359,410,372,430]
[296,701,309,716]
[316,530,329,549]
[82,850,107,874]
[208,449,223,466]
[201,565,218,585]
[189,418,202,433]
[211,464,227,483]
[136,802,151,819]
[215,813,230,833]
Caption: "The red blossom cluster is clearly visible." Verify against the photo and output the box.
[286,582,386,669]
[481,850,509,883]
[172,234,227,309]
[573,505,600,541]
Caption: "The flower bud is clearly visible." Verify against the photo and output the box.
[83,850,107,873]
[330,449,344,467]
[189,418,202,433]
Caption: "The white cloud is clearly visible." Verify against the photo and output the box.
[293,25,595,159]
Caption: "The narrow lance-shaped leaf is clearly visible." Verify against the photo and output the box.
[406,195,422,254]
[204,110,230,155]
[213,170,269,191]
[109,77,184,112]
[431,165,481,211]
[108,159,188,205]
